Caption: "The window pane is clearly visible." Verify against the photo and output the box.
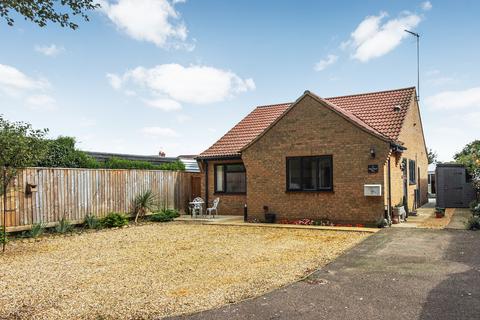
[225,164,245,172]
[319,157,332,189]
[302,158,317,190]
[215,165,224,192]
[288,158,301,190]
[226,172,246,193]
[409,160,416,183]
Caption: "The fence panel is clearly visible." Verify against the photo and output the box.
[0,167,192,231]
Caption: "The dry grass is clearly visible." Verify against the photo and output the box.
[0,222,369,319]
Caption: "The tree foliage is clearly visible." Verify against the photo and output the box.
[37,136,99,168]
[103,157,185,171]
[0,116,48,195]
[454,140,480,190]
[0,0,100,29]
[427,148,438,165]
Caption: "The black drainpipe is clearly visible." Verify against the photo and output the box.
[204,160,209,206]
[387,157,392,224]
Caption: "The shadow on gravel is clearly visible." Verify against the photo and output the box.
[420,231,480,320]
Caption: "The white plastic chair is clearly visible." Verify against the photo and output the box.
[190,197,204,218]
[206,198,220,218]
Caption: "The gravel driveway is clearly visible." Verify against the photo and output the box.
[0,223,368,319]
[174,228,480,320]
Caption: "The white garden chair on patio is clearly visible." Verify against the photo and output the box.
[206,198,220,218]
[190,197,204,218]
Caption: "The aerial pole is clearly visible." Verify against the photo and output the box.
[405,29,420,101]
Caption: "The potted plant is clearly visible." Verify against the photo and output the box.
[392,203,405,224]
[263,205,276,223]
[435,207,445,218]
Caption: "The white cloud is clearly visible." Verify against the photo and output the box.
[141,126,179,138]
[144,98,182,111]
[425,87,480,110]
[421,1,432,11]
[25,94,56,111]
[106,73,123,90]
[34,44,65,57]
[314,54,338,71]
[100,0,191,49]
[343,11,421,62]
[0,64,48,94]
[107,63,255,108]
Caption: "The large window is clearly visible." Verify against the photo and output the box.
[287,156,333,191]
[409,159,416,184]
[214,163,246,194]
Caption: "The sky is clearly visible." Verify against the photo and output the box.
[0,0,479,161]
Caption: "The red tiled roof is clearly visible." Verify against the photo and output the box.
[198,87,415,159]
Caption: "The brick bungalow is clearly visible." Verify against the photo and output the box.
[196,87,428,225]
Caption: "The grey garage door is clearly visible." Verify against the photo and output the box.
[436,164,476,208]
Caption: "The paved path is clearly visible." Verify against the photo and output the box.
[447,208,470,230]
[172,228,480,320]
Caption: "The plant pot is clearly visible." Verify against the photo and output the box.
[392,206,404,224]
[264,213,276,224]
[435,211,444,219]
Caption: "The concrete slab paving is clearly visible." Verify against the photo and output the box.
[447,208,470,230]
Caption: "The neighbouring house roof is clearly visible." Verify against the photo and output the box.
[86,151,178,164]
[85,151,200,172]
[198,87,416,159]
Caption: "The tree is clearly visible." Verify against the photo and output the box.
[454,140,480,191]
[0,116,48,251]
[427,148,438,165]
[0,0,100,30]
[37,136,99,168]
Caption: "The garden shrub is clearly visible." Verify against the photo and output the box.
[0,230,8,244]
[149,208,179,222]
[101,212,129,228]
[103,157,185,171]
[84,214,100,229]
[470,200,480,216]
[56,217,73,234]
[466,216,480,230]
[27,222,46,238]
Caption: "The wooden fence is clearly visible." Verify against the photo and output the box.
[0,167,192,231]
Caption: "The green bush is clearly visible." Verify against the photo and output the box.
[102,157,185,171]
[149,208,179,222]
[56,217,73,234]
[101,212,129,228]
[466,216,480,230]
[0,230,8,245]
[84,214,100,229]
[28,222,46,238]
[133,190,157,223]
[470,200,480,216]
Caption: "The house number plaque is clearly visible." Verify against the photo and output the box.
[368,164,379,173]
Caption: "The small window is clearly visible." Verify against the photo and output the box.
[409,159,416,184]
[214,163,246,194]
[287,156,333,191]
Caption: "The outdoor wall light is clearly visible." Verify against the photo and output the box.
[370,147,376,159]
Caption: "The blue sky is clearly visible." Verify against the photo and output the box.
[0,0,478,161]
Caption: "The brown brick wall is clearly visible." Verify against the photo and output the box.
[241,95,391,224]
[389,97,429,211]
[199,159,247,215]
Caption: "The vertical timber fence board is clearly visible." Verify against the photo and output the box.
[1,168,194,231]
